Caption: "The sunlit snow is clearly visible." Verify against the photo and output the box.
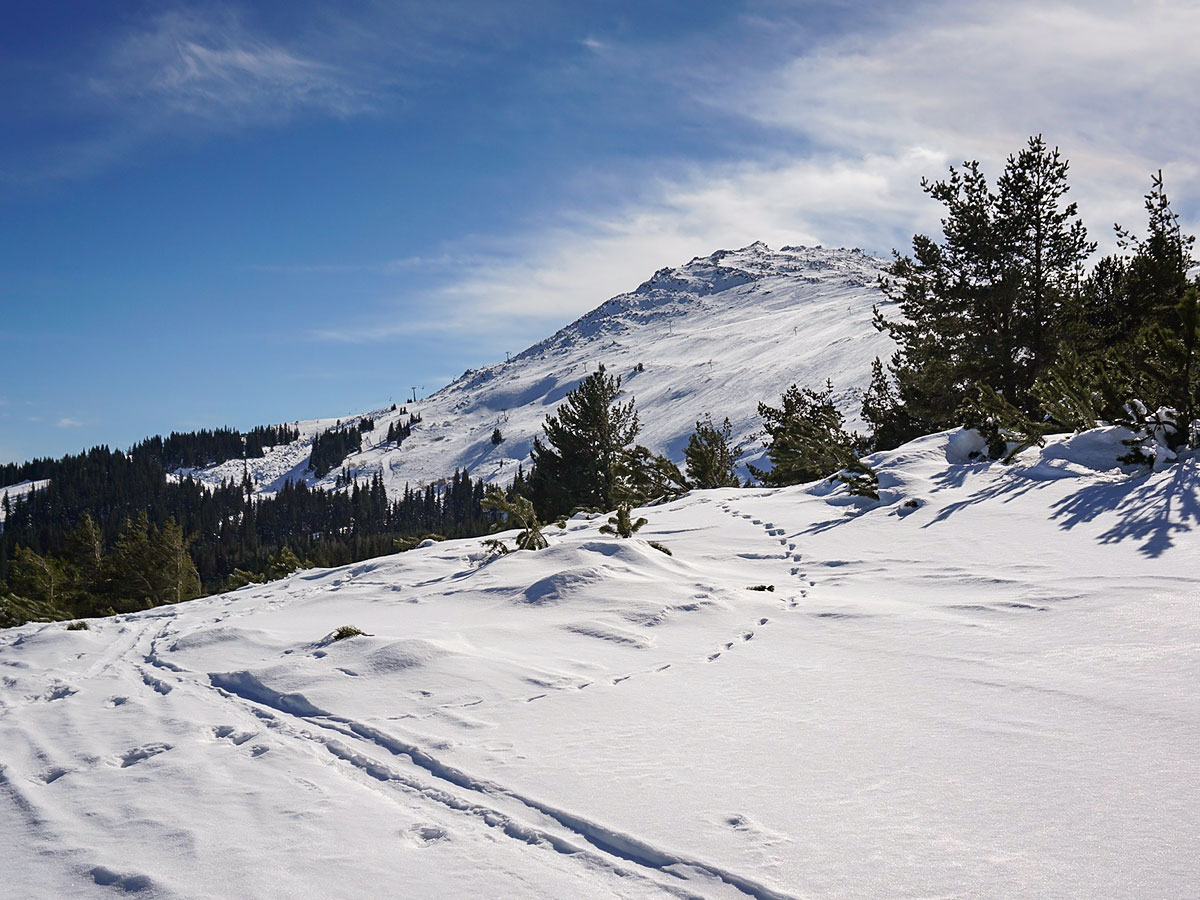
[3,429,1198,898]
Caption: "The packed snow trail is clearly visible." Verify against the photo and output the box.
[2,429,1199,898]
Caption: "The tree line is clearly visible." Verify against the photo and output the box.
[0,442,491,625]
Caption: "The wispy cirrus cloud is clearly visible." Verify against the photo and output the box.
[88,9,374,126]
[349,0,1200,349]
[56,417,86,428]
[249,253,488,276]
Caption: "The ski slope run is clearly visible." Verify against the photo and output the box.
[2,428,1198,899]
[181,243,895,497]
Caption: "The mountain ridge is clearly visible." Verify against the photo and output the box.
[181,243,895,498]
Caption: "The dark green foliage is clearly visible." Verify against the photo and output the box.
[243,424,300,458]
[0,591,73,628]
[491,427,504,446]
[835,459,881,500]
[960,386,1047,463]
[265,546,308,581]
[385,417,414,446]
[133,428,244,470]
[1030,348,1133,432]
[0,441,495,626]
[480,538,511,560]
[868,138,1200,469]
[527,369,641,517]
[309,426,363,477]
[65,620,89,631]
[684,416,742,488]
[618,446,688,506]
[9,546,70,611]
[599,504,647,538]
[482,492,548,550]
[860,357,913,452]
[876,135,1094,435]
[647,540,672,556]
[750,381,864,486]
[106,515,202,613]
[1034,173,1199,458]
[330,625,367,641]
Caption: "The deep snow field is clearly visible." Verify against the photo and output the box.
[2,428,1199,899]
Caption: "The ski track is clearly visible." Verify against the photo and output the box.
[204,666,800,900]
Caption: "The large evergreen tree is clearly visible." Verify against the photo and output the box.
[876,135,1093,439]
[527,369,641,516]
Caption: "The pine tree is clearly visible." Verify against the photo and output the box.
[527,369,641,517]
[491,427,504,446]
[860,357,912,452]
[9,546,69,610]
[749,381,862,486]
[599,504,647,538]
[482,492,548,550]
[877,135,1093,431]
[155,518,201,605]
[683,416,742,488]
[107,514,158,612]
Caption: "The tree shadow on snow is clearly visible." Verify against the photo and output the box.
[926,462,1200,558]
[1049,465,1200,558]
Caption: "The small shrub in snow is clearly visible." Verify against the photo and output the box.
[482,492,548,550]
[330,625,367,641]
[647,540,672,556]
[834,459,880,500]
[1117,402,1184,470]
[599,504,647,538]
[962,385,1046,463]
[65,620,89,631]
[747,584,775,592]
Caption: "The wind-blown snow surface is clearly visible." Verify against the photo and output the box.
[3,428,1199,898]
[183,244,894,497]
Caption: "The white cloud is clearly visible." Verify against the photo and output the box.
[56,417,85,428]
[89,9,373,126]
[383,0,1199,348]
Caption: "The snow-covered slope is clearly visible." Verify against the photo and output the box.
[184,244,894,497]
[0,479,48,524]
[3,428,1198,899]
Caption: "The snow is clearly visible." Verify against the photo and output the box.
[3,430,1198,898]
[181,244,895,497]
[0,479,49,524]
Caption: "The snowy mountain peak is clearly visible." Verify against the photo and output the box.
[182,244,896,499]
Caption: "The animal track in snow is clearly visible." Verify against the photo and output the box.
[213,725,257,746]
[118,743,172,768]
[408,824,448,845]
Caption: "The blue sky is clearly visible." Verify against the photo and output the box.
[3,0,1198,464]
